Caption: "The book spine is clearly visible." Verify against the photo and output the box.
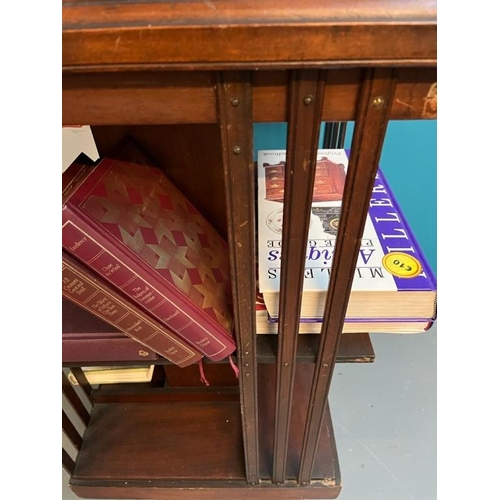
[367,168,437,291]
[62,206,236,361]
[62,336,159,363]
[62,251,202,368]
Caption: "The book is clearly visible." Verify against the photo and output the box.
[67,365,155,386]
[62,251,203,368]
[62,138,236,361]
[257,149,437,323]
[62,298,159,363]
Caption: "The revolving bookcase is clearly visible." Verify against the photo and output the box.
[62,1,436,498]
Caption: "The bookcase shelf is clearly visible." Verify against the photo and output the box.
[62,1,436,498]
[62,334,375,368]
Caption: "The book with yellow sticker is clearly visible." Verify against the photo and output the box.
[257,149,437,328]
[62,138,236,361]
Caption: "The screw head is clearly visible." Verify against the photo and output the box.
[303,95,313,105]
[233,146,241,155]
[372,96,385,109]
[231,98,240,107]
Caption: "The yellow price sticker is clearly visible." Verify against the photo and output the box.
[382,252,423,278]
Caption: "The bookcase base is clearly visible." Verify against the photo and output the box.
[69,364,341,499]
[70,482,341,500]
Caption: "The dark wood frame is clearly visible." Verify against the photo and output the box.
[62,1,436,498]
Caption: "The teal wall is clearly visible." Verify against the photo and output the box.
[253,121,437,275]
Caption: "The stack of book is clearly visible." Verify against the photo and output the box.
[62,138,237,378]
[255,149,437,335]
[62,139,437,382]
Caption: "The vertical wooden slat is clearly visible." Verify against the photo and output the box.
[70,367,94,404]
[323,122,347,149]
[323,122,336,149]
[216,71,259,485]
[63,371,90,426]
[298,67,397,484]
[273,69,326,484]
[63,410,83,450]
[338,122,347,148]
[62,448,75,476]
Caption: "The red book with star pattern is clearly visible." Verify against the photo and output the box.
[62,139,236,361]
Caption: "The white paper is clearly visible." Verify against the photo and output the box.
[62,126,100,172]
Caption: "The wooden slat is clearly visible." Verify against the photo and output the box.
[338,122,347,148]
[259,364,339,482]
[63,371,90,426]
[273,69,326,485]
[63,410,83,450]
[298,68,397,483]
[62,448,76,476]
[216,72,260,485]
[322,122,348,149]
[70,367,94,403]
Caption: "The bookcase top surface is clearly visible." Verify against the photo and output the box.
[63,0,436,28]
[62,0,436,69]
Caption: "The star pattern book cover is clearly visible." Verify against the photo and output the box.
[62,139,236,361]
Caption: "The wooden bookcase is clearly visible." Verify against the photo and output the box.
[62,2,436,499]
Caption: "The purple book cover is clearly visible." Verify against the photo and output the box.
[62,299,159,363]
[62,251,202,368]
[62,139,236,361]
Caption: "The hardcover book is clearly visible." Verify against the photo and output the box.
[62,139,236,361]
[67,365,155,386]
[62,299,159,363]
[62,251,203,368]
[257,149,437,323]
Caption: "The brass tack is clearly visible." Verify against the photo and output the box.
[372,96,385,109]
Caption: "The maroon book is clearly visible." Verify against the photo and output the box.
[63,299,160,363]
[62,139,236,361]
[62,251,202,368]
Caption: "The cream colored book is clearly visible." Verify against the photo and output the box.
[68,365,155,385]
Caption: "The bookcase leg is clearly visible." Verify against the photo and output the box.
[272,69,327,485]
[217,71,260,485]
[298,68,398,483]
